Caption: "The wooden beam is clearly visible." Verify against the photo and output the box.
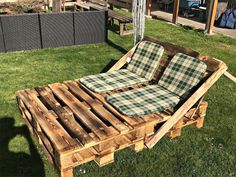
[205,0,218,34]
[146,0,152,17]
[52,0,62,12]
[172,0,180,24]
[145,62,227,149]
[224,71,236,84]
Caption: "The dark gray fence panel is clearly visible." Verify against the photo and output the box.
[0,18,5,52]
[40,12,74,48]
[1,14,41,52]
[74,11,106,45]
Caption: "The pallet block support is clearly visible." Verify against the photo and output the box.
[95,153,114,167]
[131,140,145,153]
[60,168,73,177]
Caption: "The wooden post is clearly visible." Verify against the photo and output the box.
[52,0,62,12]
[205,0,218,34]
[172,0,180,24]
[146,0,152,17]
[62,0,66,12]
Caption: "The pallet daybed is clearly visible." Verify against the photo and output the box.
[16,36,227,177]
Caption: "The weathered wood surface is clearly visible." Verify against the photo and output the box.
[224,71,236,84]
[16,36,226,177]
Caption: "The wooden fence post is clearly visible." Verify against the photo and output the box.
[52,0,62,12]
[172,0,180,24]
[205,0,218,34]
[146,0,152,17]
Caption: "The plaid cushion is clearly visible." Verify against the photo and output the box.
[80,69,148,93]
[158,53,207,97]
[106,85,180,117]
[127,41,164,80]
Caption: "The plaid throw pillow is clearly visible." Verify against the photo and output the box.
[127,41,164,80]
[106,85,180,117]
[80,69,148,93]
[158,53,207,97]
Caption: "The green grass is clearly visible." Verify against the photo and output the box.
[0,17,236,177]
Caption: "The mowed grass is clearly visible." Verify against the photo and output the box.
[0,17,236,177]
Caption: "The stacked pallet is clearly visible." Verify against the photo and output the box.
[16,36,227,177]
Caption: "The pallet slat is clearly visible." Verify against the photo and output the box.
[17,90,78,151]
[49,83,119,140]
[65,80,130,134]
[36,87,95,147]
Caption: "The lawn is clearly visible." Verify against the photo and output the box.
[0,17,236,177]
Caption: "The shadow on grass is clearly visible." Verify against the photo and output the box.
[101,39,128,73]
[108,25,120,36]
[180,24,205,34]
[100,59,118,73]
[0,117,45,177]
[107,39,127,54]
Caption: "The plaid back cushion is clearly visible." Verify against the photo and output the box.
[127,41,164,80]
[158,53,207,97]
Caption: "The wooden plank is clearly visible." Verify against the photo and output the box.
[16,90,78,151]
[64,80,130,134]
[145,62,228,149]
[108,10,132,22]
[224,71,236,84]
[17,98,56,159]
[74,2,90,10]
[49,83,119,140]
[35,87,95,147]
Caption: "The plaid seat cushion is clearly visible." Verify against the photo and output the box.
[158,53,207,97]
[80,69,148,93]
[127,41,164,80]
[106,85,180,117]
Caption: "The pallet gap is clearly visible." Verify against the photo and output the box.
[38,95,53,111]
[73,114,93,134]
[50,92,67,107]
[90,109,112,127]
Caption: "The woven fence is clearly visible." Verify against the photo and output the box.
[0,10,107,52]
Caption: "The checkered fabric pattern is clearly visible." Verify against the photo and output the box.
[80,69,148,93]
[158,53,207,97]
[127,41,164,80]
[106,85,180,117]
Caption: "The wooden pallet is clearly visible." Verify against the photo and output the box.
[16,80,208,177]
[16,36,227,177]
